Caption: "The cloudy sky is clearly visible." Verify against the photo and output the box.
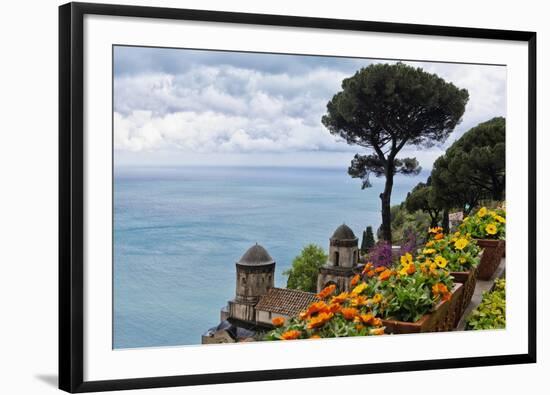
[114,46,506,170]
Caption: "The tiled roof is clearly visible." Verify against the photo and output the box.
[255,287,319,317]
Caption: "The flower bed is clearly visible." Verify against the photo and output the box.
[264,283,386,340]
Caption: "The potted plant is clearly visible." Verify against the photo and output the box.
[360,257,463,334]
[459,206,506,280]
[417,228,481,326]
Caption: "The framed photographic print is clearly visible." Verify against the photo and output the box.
[59,2,537,393]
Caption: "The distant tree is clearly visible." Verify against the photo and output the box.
[322,63,469,242]
[431,117,505,214]
[361,226,376,254]
[431,155,483,215]
[443,117,506,201]
[404,179,442,228]
[284,244,327,292]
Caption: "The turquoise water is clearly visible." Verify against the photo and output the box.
[113,166,421,348]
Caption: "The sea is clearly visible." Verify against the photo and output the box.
[113,166,423,348]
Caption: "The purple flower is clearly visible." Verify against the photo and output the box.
[367,241,393,268]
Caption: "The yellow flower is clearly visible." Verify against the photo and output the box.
[494,215,506,223]
[429,226,443,234]
[350,295,368,307]
[372,293,383,304]
[400,253,413,266]
[369,328,385,335]
[351,282,368,296]
[331,292,349,304]
[458,256,467,265]
[423,248,436,255]
[454,238,469,250]
[399,263,416,276]
[425,240,435,247]
[477,207,488,217]
[434,256,448,268]
[485,223,498,235]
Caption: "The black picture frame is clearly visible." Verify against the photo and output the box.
[59,2,537,393]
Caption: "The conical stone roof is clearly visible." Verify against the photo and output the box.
[237,244,275,266]
[331,224,357,240]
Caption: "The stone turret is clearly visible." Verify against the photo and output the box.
[235,244,275,303]
[228,244,275,322]
[317,224,359,293]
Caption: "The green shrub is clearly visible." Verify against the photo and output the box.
[284,244,327,292]
[379,203,431,244]
[465,278,506,330]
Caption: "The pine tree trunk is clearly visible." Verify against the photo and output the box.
[380,168,394,243]
[442,208,450,233]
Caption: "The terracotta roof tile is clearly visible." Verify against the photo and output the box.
[255,287,319,317]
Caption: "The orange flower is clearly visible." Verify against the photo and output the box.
[331,292,349,304]
[406,264,416,275]
[429,226,443,234]
[280,330,301,340]
[378,269,393,281]
[432,282,449,296]
[304,301,328,317]
[355,324,365,331]
[327,303,342,314]
[272,317,285,327]
[362,262,374,275]
[307,312,333,329]
[350,274,360,287]
[341,307,359,320]
[369,328,385,335]
[317,284,336,299]
[360,313,374,324]
[371,317,383,327]
[309,334,321,339]
[441,292,452,302]
[375,266,386,273]
[434,232,444,240]
[367,270,376,277]
[350,295,368,307]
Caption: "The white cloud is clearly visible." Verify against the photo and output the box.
[114,56,506,169]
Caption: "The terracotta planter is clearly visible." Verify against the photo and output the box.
[475,239,505,280]
[381,283,463,334]
[450,267,478,327]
